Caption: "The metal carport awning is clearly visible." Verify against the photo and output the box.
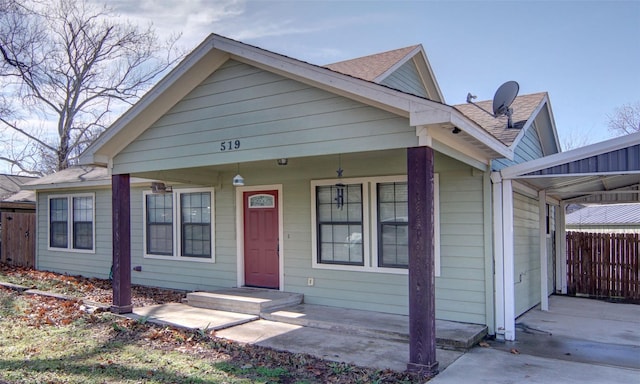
[491,132,640,342]
[500,133,640,204]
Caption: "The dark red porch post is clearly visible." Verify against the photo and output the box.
[111,173,132,314]
[406,146,439,377]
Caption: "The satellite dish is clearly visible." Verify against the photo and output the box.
[492,81,519,116]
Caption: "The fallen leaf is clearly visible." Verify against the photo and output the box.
[478,341,490,348]
[510,348,520,354]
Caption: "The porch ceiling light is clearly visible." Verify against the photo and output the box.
[277,158,288,166]
[232,174,244,186]
[232,163,244,186]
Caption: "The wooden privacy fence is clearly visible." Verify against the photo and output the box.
[566,231,639,302]
[0,212,36,268]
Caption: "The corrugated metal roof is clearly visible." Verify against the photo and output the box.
[566,204,640,225]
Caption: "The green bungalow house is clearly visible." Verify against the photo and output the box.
[24,34,565,368]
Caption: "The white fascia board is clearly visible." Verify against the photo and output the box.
[449,111,514,159]
[79,34,228,165]
[415,47,446,103]
[543,94,562,154]
[501,131,640,179]
[412,106,513,160]
[508,95,547,151]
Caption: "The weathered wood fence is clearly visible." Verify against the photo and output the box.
[0,212,36,268]
[566,231,639,302]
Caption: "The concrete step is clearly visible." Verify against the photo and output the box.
[186,288,303,315]
[263,304,487,350]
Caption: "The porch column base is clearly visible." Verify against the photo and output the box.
[110,305,133,314]
[407,361,439,378]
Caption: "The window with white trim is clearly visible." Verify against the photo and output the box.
[312,176,440,275]
[48,194,95,252]
[316,184,364,266]
[143,188,214,261]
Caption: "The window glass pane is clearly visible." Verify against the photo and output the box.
[73,222,93,250]
[146,194,173,255]
[73,196,93,250]
[181,192,211,258]
[378,182,409,268]
[316,184,363,266]
[49,198,68,248]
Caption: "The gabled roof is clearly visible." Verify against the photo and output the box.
[325,45,419,82]
[454,93,548,147]
[566,204,640,226]
[79,34,513,169]
[324,45,444,102]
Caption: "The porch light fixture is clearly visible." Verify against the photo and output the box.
[335,154,345,210]
[277,158,288,166]
[452,127,461,134]
[151,182,172,193]
[232,163,244,186]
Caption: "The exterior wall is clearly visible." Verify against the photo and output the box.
[380,60,429,98]
[36,188,112,279]
[492,124,544,171]
[112,60,417,175]
[513,192,541,317]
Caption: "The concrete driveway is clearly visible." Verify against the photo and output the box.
[431,295,640,383]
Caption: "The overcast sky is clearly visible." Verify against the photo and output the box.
[93,0,640,148]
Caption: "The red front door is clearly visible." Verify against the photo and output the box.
[243,190,279,289]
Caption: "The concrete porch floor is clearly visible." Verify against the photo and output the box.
[126,288,487,372]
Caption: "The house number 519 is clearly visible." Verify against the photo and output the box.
[220,140,241,151]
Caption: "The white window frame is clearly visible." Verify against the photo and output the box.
[311,177,371,272]
[143,187,215,263]
[311,175,440,276]
[47,193,96,254]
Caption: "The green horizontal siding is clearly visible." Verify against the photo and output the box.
[36,189,112,279]
[113,60,416,174]
[493,124,544,170]
[380,60,429,98]
[513,192,541,316]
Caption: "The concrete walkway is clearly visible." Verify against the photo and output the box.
[432,295,640,383]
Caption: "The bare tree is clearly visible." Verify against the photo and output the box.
[0,0,183,175]
[607,101,640,137]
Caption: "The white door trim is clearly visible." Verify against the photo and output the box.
[235,184,284,291]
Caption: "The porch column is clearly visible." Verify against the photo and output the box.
[406,146,438,377]
[557,202,568,294]
[111,173,132,314]
[539,190,549,311]
[501,180,516,341]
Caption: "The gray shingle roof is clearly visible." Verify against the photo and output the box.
[324,45,419,82]
[453,92,547,146]
[0,174,38,200]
